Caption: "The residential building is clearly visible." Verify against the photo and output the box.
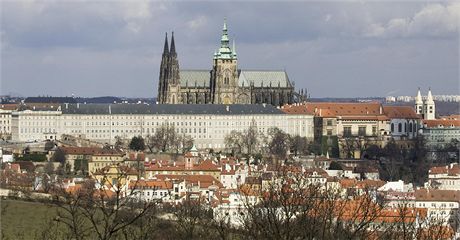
[88,151,125,175]
[428,164,460,190]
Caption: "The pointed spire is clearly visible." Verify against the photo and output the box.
[427,88,434,103]
[232,38,237,57]
[163,32,169,55]
[415,87,423,104]
[220,18,230,50]
[170,31,176,55]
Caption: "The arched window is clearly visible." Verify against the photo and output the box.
[398,123,402,132]
[409,122,413,133]
[391,123,394,132]
[404,123,407,132]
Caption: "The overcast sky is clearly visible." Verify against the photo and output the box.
[1,1,459,98]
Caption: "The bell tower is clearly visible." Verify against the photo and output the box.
[211,19,238,104]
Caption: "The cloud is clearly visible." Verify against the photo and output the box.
[364,3,460,38]
[187,15,207,30]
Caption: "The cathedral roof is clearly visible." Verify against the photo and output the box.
[178,69,291,89]
[238,70,291,88]
[179,70,211,88]
[60,103,285,115]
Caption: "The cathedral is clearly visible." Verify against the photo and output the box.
[157,20,306,106]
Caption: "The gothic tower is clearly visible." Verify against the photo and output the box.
[157,33,169,104]
[167,32,181,104]
[211,19,238,104]
[157,32,181,104]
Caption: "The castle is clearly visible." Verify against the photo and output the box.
[157,20,306,106]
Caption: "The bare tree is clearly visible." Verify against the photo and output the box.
[224,130,244,156]
[244,119,259,155]
[49,168,158,240]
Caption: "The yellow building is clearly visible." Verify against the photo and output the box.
[88,151,125,176]
[93,164,138,188]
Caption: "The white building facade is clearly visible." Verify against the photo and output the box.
[10,104,314,150]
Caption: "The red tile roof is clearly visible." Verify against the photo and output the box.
[383,106,420,119]
[415,189,460,202]
[129,179,173,190]
[281,102,389,120]
[154,174,223,188]
[429,164,460,176]
[423,119,460,128]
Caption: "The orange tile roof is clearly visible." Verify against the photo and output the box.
[440,114,460,120]
[281,102,390,120]
[429,164,460,176]
[423,119,460,128]
[0,104,18,110]
[154,174,223,188]
[383,106,420,119]
[129,179,173,190]
[415,189,460,202]
[62,146,105,155]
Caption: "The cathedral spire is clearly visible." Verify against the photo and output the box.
[163,32,169,55]
[232,38,237,58]
[221,18,229,49]
[170,31,176,55]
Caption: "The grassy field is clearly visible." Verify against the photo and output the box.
[1,199,59,240]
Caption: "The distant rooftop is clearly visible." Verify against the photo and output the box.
[61,103,286,115]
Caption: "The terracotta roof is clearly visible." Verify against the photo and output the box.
[154,174,223,188]
[305,168,329,178]
[415,189,460,202]
[383,106,420,119]
[423,119,460,128]
[0,104,18,110]
[429,164,460,176]
[339,178,384,189]
[440,114,460,120]
[129,179,173,190]
[281,102,390,120]
[62,147,105,155]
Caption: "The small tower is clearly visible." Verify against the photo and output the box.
[415,88,423,115]
[424,88,435,120]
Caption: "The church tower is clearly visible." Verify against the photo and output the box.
[157,33,169,104]
[424,88,435,120]
[211,19,238,104]
[157,32,181,104]
[415,88,423,115]
[166,32,181,104]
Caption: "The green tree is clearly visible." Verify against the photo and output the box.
[290,135,308,156]
[129,136,146,151]
[52,147,67,164]
[268,127,290,160]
